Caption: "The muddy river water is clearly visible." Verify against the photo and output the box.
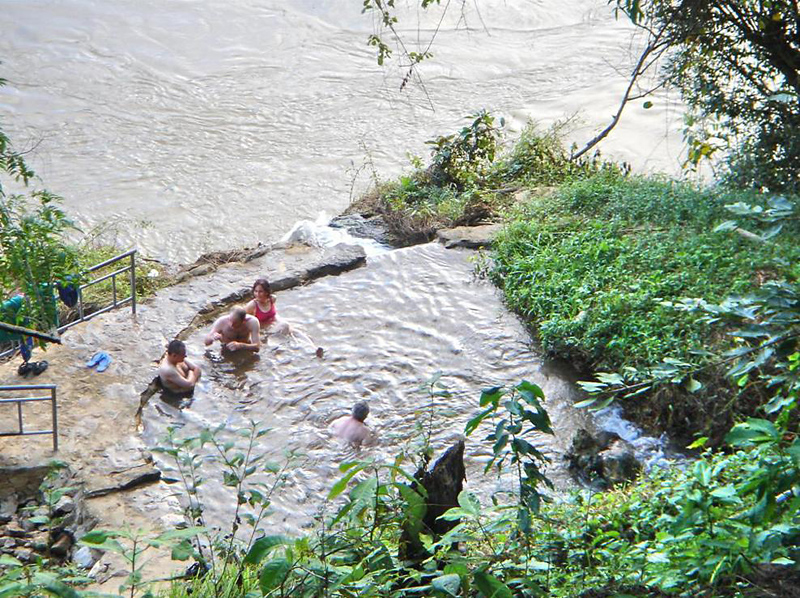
[1,0,684,263]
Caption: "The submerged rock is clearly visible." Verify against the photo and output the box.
[436,224,503,249]
[565,428,641,489]
[329,214,397,246]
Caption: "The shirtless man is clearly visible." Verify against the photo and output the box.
[204,307,260,352]
[330,401,373,446]
[158,340,202,393]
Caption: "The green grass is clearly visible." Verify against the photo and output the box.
[493,173,800,371]
[491,173,800,438]
[354,120,622,244]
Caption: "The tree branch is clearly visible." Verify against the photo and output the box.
[571,32,669,161]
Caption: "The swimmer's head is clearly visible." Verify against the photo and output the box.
[253,278,272,298]
[230,307,247,327]
[352,401,370,422]
[167,339,186,357]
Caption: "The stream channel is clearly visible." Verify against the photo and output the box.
[141,234,673,536]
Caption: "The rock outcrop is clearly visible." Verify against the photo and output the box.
[565,428,641,489]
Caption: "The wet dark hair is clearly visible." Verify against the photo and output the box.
[167,339,186,355]
[231,307,247,322]
[252,278,272,296]
[352,401,370,422]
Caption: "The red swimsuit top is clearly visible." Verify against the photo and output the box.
[254,300,276,325]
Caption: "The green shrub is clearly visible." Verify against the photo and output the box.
[493,175,800,372]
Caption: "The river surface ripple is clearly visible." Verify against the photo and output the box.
[0,0,685,263]
[142,243,595,534]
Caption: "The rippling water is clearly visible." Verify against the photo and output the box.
[141,243,598,533]
[0,0,685,262]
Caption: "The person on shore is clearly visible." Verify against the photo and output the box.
[204,307,260,353]
[244,278,323,357]
[330,401,373,446]
[158,340,202,393]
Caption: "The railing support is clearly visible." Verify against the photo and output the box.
[0,384,58,452]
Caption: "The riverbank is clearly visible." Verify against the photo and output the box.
[0,240,367,588]
[346,119,800,446]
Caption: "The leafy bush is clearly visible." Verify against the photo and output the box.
[0,193,82,333]
[493,175,800,372]
[357,117,624,244]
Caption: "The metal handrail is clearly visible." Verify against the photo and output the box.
[0,249,137,359]
[0,384,58,451]
[58,248,137,332]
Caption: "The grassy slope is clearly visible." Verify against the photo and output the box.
[492,173,800,438]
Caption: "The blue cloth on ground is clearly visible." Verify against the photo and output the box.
[57,281,79,308]
[19,337,33,362]
[87,351,107,368]
[96,352,111,372]
[87,351,112,372]
[86,351,111,372]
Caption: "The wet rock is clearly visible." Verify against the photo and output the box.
[304,244,366,280]
[89,557,127,584]
[0,495,18,521]
[50,533,73,558]
[601,440,641,486]
[329,214,396,246]
[0,467,50,501]
[29,531,49,552]
[21,517,38,532]
[85,467,161,498]
[13,547,33,563]
[565,428,641,489]
[73,545,97,569]
[5,520,26,538]
[436,224,503,249]
[88,558,110,581]
[1,537,16,550]
[53,496,76,517]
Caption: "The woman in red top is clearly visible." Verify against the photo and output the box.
[245,278,323,356]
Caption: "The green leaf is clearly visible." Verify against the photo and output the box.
[245,535,288,565]
[643,100,653,109]
[171,540,194,561]
[573,398,599,409]
[79,530,109,545]
[479,386,504,407]
[155,526,205,543]
[259,558,291,594]
[647,552,670,564]
[328,467,362,500]
[473,570,512,598]
[685,378,702,393]
[771,556,795,565]
[465,406,495,436]
[432,573,461,596]
[725,418,779,446]
[687,436,708,449]
[0,583,28,598]
[41,580,82,598]
[457,491,481,518]
[438,507,470,521]
[0,555,22,567]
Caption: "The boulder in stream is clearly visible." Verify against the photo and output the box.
[565,429,641,489]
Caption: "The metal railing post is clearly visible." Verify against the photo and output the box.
[130,251,137,315]
[78,287,85,321]
[51,387,58,452]
[0,384,57,452]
